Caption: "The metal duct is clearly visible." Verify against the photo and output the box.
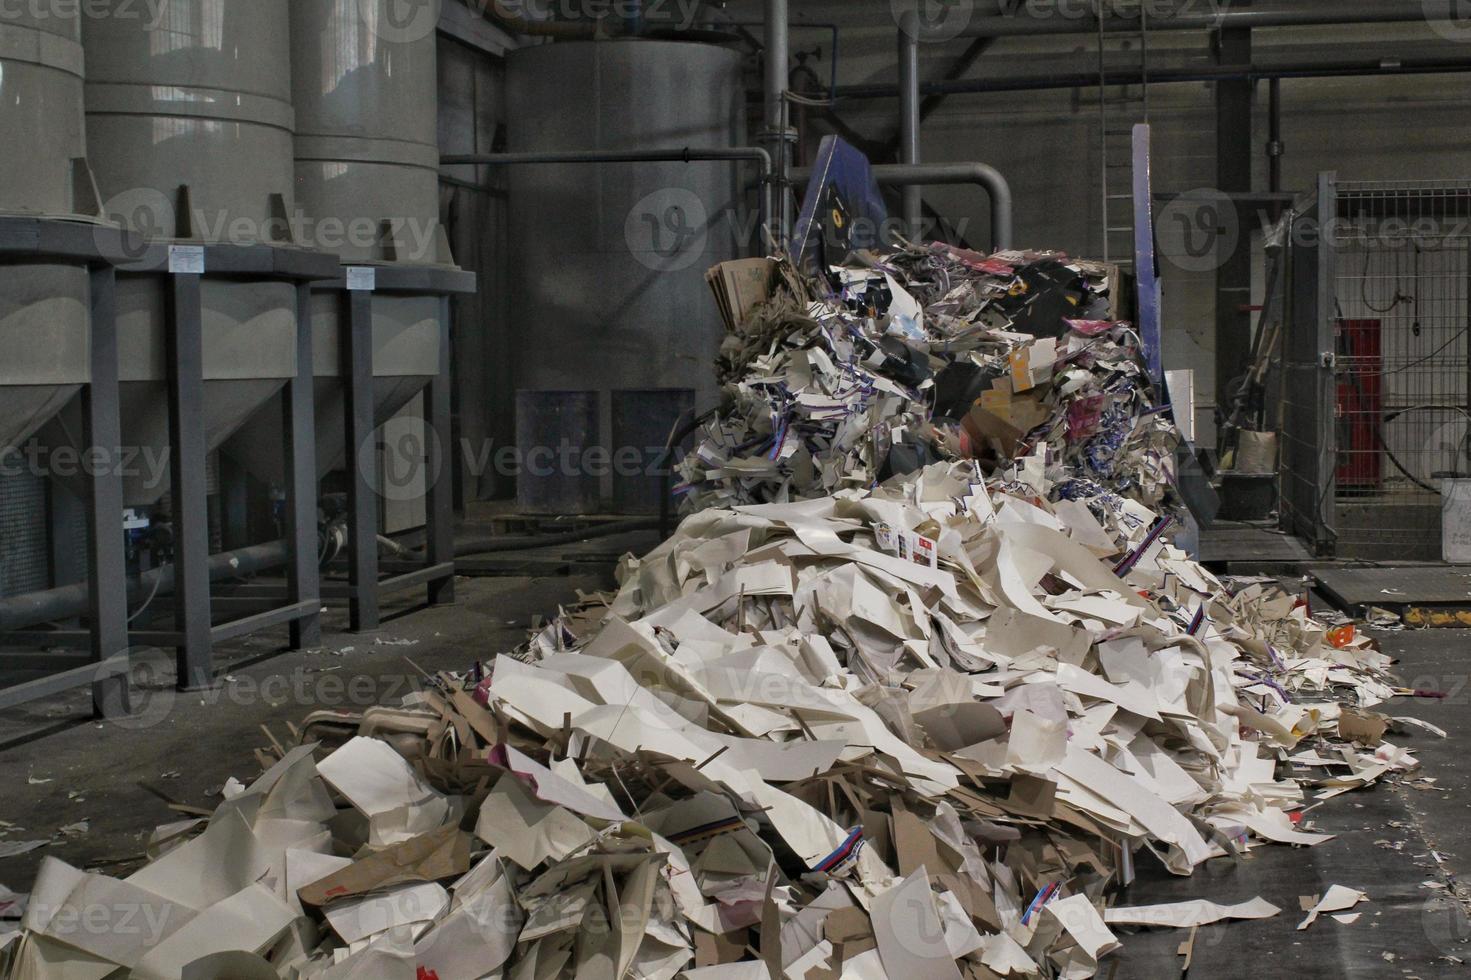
[791,162,1015,252]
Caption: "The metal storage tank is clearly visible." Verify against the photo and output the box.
[40,0,301,505]
[82,0,297,241]
[226,0,449,488]
[505,40,745,421]
[0,6,93,453]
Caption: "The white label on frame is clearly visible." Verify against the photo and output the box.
[346,266,377,292]
[168,245,205,275]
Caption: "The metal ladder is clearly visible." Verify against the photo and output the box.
[1097,0,1151,268]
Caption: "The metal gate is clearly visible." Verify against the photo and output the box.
[1280,175,1471,559]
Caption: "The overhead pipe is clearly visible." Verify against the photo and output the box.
[833,52,1471,99]
[898,10,923,238]
[939,0,1460,39]
[0,542,290,635]
[793,162,1013,251]
[763,0,792,242]
[440,147,776,249]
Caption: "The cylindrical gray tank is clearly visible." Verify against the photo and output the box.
[290,0,444,264]
[0,8,92,452]
[39,0,301,505]
[506,40,745,419]
[82,0,296,242]
[225,0,449,490]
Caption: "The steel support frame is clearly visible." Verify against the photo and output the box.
[0,220,129,716]
[333,268,471,633]
[1215,23,1256,409]
[161,265,324,690]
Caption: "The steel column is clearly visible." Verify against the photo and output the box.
[164,272,213,690]
[343,288,380,631]
[1132,125,1163,383]
[1313,172,1339,553]
[1215,24,1255,409]
[83,265,130,716]
[285,282,322,649]
[764,0,792,242]
[898,10,923,239]
[426,297,455,607]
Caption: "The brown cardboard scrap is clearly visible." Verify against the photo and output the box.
[297,824,470,908]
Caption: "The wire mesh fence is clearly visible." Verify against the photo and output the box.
[1329,180,1471,559]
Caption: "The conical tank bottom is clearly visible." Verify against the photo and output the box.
[35,275,298,506]
[0,263,91,454]
[223,293,440,487]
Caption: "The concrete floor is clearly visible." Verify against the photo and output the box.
[2,553,1470,976]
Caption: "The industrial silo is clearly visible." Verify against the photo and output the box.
[505,40,745,508]
[226,0,451,492]
[23,0,332,691]
[34,0,303,507]
[0,6,94,455]
[223,0,470,631]
[0,4,97,601]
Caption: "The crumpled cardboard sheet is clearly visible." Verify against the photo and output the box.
[1,248,1423,980]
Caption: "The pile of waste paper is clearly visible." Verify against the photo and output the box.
[687,245,1158,516]
[1,247,1431,980]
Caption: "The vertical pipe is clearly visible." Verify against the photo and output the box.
[1267,77,1283,194]
[764,0,791,243]
[1214,23,1254,416]
[84,264,130,717]
[166,272,213,691]
[285,281,322,650]
[426,297,456,607]
[898,10,923,239]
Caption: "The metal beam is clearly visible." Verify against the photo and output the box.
[165,272,212,691]
[833,52,1471,100]
[898,11,923,238]
[1216,24,1255,411]
[944,1,1456,39]
[764,0,792,243]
